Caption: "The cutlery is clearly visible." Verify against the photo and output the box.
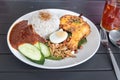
[100,29,120,80]
[109,30,120,48]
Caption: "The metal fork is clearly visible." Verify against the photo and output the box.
[100,29,120,80]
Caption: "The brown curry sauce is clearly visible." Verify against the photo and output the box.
[9,20,46,49]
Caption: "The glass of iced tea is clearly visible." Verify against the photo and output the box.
[100,0,120,32]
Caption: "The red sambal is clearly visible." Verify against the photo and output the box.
[9,20,46,49]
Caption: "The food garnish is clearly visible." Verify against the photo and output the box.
[39,11,51,21]
[78,38,87,48]
[39,42,51,58]
[18,43,45,64]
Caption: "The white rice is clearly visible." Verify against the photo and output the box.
[28,10,60,39]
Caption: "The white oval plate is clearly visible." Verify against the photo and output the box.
[7,9,100,69]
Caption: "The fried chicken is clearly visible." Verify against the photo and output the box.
[60,15,91,50]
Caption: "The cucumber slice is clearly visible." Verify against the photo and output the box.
[18,43,45,64]
[34,42,40,49]
[47,56,62,60]
[39,43,50,58]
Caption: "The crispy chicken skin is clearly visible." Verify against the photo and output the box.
[60,15,91,50]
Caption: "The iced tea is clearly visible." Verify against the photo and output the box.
[101,1,120,31]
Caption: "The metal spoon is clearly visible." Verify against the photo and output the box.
[109,30,120,48]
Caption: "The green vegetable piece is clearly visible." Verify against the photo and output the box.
[68,32,72,37]
[34,42,40,49]
[47,56,63,60]
[78,38,87,48]
[18,43,45,64]
[39,42,51,58]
